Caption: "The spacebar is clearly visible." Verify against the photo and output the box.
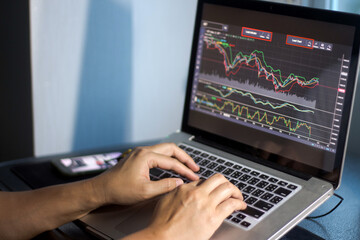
[240,206,265,219]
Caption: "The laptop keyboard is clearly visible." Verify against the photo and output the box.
[149,144,301,230]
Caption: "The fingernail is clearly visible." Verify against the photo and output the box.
[176,179,184,187]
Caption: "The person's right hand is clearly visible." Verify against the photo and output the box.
[129,173,247,240]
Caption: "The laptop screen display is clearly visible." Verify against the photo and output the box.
[184,1,359,184]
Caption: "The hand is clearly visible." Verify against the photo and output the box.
[90,143,200,205]
[143,174,247,240]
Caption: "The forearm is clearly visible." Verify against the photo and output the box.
[0,179,103,240]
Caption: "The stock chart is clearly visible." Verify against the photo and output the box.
[191,22,348,149]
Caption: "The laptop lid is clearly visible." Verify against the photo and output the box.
[181,0,360,189]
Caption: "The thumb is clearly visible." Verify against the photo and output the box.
[145,178,184,197]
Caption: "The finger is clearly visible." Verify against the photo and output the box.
[144,178,184,199]
[147,152,199,181]
[208,181,243,206]
[216,198,247,220]
[147,143,200,172]
[197,173,228,193]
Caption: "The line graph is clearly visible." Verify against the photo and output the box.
[204,84,314,113]
[204,37,320,93]
[196,95,312,136]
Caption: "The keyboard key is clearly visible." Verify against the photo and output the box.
[237,213,246,220]
[256,181,269,189]
[194,156,203,163]
[214,165,226,172]
[162,172,172,178]
[216,159,225,164]
[193,150,202,155]
[254,200,274,211]
[198,167,205,174]
[265,184,278,192]
[241,221,251,228]
[189,154,196,158]
[201,153,209,158]
[231,218,241,224]
[230,179,239,185]
[237,182,247,190]
[252,189,265,197]
[241,206,264,219]
[242,193,249,200]
[248,177,260,185]
[209,155,217,160]
[230,171,242,178]
[225,162,234,167]
[241,168,251,173]
[287,184,298,190]
[226,215,232,220]
[259,174,269,180]
[274,187,292,197]
[245,196,258,205]
[239,174,251,182]
[261,193,274,201]
[150,168,164,177]
[223,168,234,176]
[278,181,288,186]
[203,170,214,178]
[243,186,256,194]
[179,144,186,149]
[185,147,194,153]
[270,196,283,204]
[269,177,278,183]
[207,162,218,169]
[250,171,260,176]
[199,159,210,166]
[234,165,242,170]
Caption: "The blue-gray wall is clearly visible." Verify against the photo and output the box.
[31,0,196,156]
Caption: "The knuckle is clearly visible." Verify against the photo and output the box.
[169,142,177,148]
[134,147,150,157]
[213,173,226,181]
[224,182,233,189]
[141,184,153,200]
[182,188,201,204]
[226,199,239,211]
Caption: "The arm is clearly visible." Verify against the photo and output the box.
[0,143,199,240]
[0,180,101,240]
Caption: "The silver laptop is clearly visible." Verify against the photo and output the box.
[79,0,360,239]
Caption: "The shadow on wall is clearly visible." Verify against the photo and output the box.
[73,0,132,151]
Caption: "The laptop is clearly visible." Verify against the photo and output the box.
[79,0,360,239]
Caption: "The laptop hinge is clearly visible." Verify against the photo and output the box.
[193,136,312,181]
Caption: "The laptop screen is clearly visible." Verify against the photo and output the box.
[183,0,360,186]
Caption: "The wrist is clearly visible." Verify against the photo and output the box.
[86,177,108,208]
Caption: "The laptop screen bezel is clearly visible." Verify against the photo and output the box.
[181,0,360,189]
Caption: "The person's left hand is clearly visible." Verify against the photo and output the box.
[90,143,200,206]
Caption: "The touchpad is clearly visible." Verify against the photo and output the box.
[115,199,157,235]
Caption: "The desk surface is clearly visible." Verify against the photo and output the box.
[1,146,359,240]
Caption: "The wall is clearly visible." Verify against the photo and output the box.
[31,0,196,156]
